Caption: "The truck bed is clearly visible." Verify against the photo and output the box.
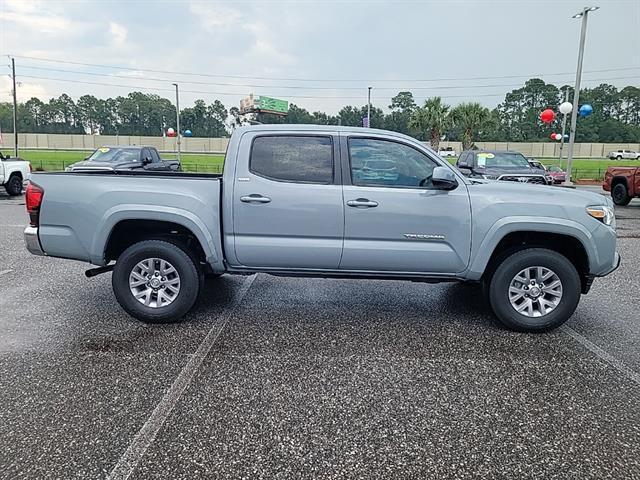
[30,171,223,268]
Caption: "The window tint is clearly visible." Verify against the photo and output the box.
[250,136,333,184]
[149,148,161,163]
[141,148,151,161]
[349,138,438,188]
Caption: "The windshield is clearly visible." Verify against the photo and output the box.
[87,147,140,163]
[477,152,529,168]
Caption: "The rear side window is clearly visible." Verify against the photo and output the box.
[250,136,333,184]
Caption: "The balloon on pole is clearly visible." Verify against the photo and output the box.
[540,109,555,124]
[578,104,593,117]
[550,132,557,140]
[555,133,563,141]
[167,127,176,137]
[184,129,193,137]
[559,102,573,114]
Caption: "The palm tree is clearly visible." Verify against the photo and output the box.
[409,97,450,151]
[450,102,493,150]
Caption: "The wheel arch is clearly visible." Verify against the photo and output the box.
[468,218,596,291]
[94,207,223,272]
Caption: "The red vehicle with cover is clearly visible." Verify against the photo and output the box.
[603,166,640,205]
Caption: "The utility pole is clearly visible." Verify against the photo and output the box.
[172,83,181,162]
[367,86,372,128]
[564,6,599,186]
[559,89,569,168]
[11,57,18,157]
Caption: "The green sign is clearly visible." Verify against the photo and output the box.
[258,96,288,114]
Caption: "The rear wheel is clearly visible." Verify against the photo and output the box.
[488,248,581,332]
[5,175,23,196]
[112,240,201,324]
[611,183,631,206]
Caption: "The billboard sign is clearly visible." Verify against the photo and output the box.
[240,94,288,115]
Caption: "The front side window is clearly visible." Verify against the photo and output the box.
[349,138,438,188]
[250,136,333,184]
[150,149,161,163]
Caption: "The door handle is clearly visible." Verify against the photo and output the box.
[347,198,378,208]
[240,194,271,204]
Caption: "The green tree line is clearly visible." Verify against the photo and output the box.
[0,79,638,146]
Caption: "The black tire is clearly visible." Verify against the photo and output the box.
[112,240,201,324]
[611,183,632,206]
[488,248,581,333]
[5,174,23,196]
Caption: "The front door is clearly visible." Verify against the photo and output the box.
[340,135,472,274]
[232,132,344,269]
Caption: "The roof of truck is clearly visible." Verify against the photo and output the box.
[236,124,417,139]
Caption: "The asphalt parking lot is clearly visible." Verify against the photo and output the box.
[1,188,639,479]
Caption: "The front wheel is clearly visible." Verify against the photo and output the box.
[612,183,631,206]
[112,240,201,324]
[488,248,581,332]
[5,175,23,196]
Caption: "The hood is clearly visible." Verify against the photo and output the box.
[68,160,140,171]
[468,179,610,209]
[478,165,547,176]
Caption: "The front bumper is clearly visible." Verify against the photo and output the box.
[24,226,45,256]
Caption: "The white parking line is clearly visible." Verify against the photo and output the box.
[107,274,257,480]
[561,325,640,386]
[0,270,12,276]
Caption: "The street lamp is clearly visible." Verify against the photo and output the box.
[367,86,372,128]
[172,83,181,162]
[564,5,599,186]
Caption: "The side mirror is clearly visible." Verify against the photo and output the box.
[142,156,152,165]
[432,166,458,190]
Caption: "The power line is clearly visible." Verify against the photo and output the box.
[13,64,640,91]
[10,54,640,83]
[14,73,636,102]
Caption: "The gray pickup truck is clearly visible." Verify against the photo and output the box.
[24,125,620,332]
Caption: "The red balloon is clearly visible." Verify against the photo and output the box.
[550,132,557,140]
[540,109,555,124]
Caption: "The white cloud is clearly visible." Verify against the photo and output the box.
[109,22,128,48]
[0,77,49,103]
[0,0,72,34]
[189,2,242,30]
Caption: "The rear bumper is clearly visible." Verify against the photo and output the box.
[24,226,45,256]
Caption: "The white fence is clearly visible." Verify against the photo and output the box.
[2,133,640,158]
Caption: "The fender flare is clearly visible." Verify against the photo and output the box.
[90,204,221,267]
[466,216,597,279]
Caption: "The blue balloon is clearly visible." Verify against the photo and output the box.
[578,104,593,117]
[184,129,193,137]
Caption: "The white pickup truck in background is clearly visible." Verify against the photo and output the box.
[0,152,31,196]
[607,149,640,160]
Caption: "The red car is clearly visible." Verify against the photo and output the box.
[547,165,567,184]
[604,166,640,205]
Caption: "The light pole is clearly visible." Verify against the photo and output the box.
[564,5,599,186]
[367,86,372,128]
[172,83,181,162]
[558,89,569,167]
[11,57,18,157]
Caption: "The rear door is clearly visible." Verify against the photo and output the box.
[340,134,472,274]
[231,131,344,269]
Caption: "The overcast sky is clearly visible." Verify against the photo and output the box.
[0,0,638,114]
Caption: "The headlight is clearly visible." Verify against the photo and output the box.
[586,205,615,226]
